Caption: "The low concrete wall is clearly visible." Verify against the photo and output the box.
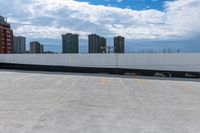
[0,53,200,72]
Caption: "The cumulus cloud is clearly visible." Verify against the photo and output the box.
[1,0,200,40]
[14,25,91,39]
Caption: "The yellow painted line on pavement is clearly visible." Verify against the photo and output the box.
[101,76,107,85]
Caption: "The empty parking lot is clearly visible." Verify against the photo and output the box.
[0,70,200,133]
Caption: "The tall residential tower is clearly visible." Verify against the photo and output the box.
[13,36,26,53]
[30,41,44,53]
[62,33,79,53]
[114,36,125,53]
[0,15,13,53]
[88,34,106,53]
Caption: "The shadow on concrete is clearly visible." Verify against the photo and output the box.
[0,69,199,83]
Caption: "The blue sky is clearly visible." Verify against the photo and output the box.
[77,0,171,10]
[0,0,200,53]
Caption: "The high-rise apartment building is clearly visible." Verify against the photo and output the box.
[114,36,125,53]
[88,34,106,53]
[62,33,79,53]
[0,16,5,23]
[0,15,13,53]
[100,37,106,53]
[13,36,26,53]
[30,41,44,53]
[40,45,44,53]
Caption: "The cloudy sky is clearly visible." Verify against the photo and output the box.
[0,0,200,53]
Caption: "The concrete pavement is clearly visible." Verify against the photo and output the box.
[0,70,200,133]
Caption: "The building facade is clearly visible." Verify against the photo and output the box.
[100,37,106,53]
[0,16,5,23]
[30,41,44,53]
[62,33,79,53]
[88,34,106,53]
[13,36,26,53]
[0,16,13,53]
[40,45,44,53]
[114,36,125,53]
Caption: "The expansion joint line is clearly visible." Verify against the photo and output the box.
[119,79,166,133]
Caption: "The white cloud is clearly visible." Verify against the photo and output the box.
[1,0,200,40]
[14,25,91,39]
[165,0,200,37]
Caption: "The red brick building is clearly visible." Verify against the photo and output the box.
[0,16,13,53]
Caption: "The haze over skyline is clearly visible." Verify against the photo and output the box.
[0,0,200,53]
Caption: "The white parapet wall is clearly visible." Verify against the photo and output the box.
[0,53,200,72]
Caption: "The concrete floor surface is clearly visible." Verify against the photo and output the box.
[0,70,200,133]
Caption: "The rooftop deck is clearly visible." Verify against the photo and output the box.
[0,70,200,133]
